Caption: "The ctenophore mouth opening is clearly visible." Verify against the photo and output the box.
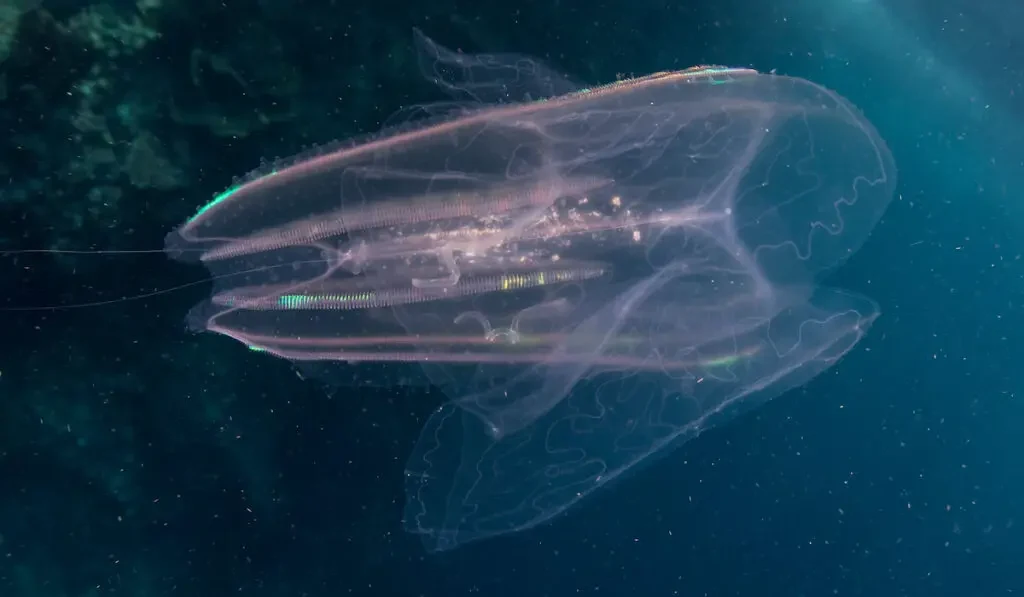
[163,228,197,263]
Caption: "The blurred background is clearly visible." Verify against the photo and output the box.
[0,0,1022,595]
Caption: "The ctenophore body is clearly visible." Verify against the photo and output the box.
[166,31,896,552]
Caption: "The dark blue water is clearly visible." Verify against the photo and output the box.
[1,0,1022,595]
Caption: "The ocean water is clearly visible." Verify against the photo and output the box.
[0,0,1021,595]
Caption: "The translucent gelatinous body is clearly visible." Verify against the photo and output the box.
[167,31,895,552]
